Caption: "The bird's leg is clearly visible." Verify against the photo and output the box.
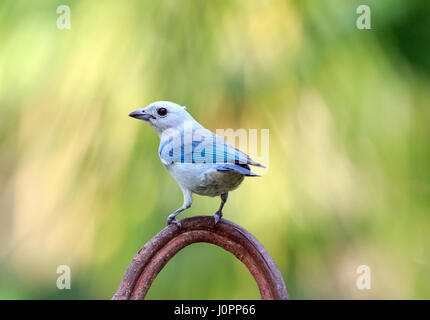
[213,192,228,225]
[167,188,192,229]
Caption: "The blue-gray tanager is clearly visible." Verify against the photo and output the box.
[129,101,264,228]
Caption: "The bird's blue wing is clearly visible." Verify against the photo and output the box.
[216,163,259,176]
[159,129,263,167]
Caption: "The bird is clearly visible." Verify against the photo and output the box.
[129,101,264,228]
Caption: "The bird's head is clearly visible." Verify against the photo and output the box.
[129,101,197,135]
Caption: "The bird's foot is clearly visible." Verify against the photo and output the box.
[213,210,223,225]
[167,215,182,229]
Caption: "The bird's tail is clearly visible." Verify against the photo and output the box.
[217,163,260,177]
[245,158,266,168]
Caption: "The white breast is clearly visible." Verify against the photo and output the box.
[164,162,244,197]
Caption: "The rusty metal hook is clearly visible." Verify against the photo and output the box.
[112,216,288,300]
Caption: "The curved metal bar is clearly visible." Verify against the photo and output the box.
[112,216,288,300]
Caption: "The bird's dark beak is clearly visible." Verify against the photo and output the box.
[128,109,153,121]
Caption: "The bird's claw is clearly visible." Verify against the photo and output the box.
[213,210,223,225]
[167,216,182,229]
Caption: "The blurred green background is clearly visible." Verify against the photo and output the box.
[1,0,429,299]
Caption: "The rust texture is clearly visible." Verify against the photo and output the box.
[112,215,288,300]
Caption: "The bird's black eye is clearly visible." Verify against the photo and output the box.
[157,107,167,116]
